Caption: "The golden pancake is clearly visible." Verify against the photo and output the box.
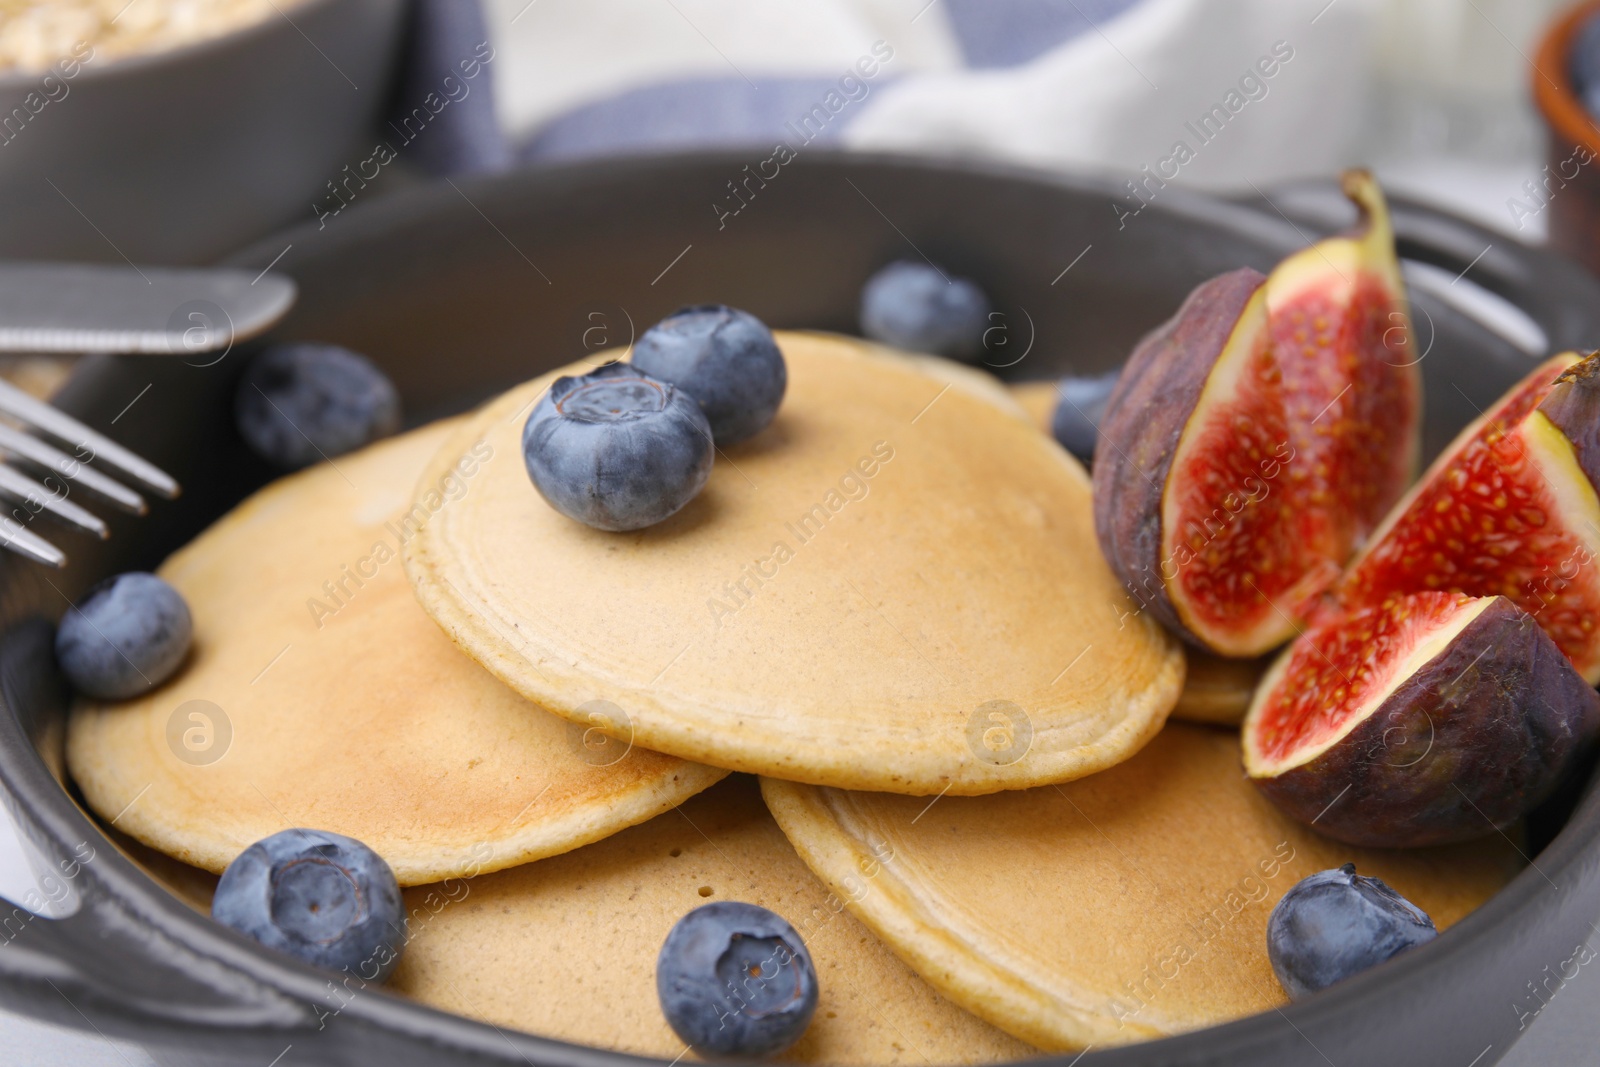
[406,332,1184,795]
[849,337,1028,421]
[389,776,1035,1065]
[1171,649,1266,727]
[67,423,727,886]
[762,722,1521,1050]
[1009,379,1058,434]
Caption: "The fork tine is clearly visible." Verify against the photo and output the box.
[0,466,108,539]
[0,378,179,500]
[0,422,146,514]
[0,512,66,567]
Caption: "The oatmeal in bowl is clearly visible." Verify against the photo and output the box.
[0,0,309,73]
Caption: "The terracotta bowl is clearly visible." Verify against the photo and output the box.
[1534,0,1600,275]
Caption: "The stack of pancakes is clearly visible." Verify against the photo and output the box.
[68,334,1519,1063]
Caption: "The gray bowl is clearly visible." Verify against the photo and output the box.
[0,153,1598,1066]
[0,0,407,265]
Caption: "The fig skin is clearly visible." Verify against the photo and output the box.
[1093,267,1267,647]
[1536,351,1600,491]
[1249,597,1600,849]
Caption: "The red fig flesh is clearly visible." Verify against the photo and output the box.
[1335,351,1600,683]
[1243,591,1600,848]
[1094,171,1422,657]
[1265,170,1423,555]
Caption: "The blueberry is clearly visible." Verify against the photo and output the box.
[1266,863,1436,1000]
[859,260,991,361]
[523,362,713,531]
[236,343,401,469]
[630,305,787,446]
[55,572,192,700]
[657,901,819,1059]
[212,828,405,981]
[1050,370,1121,464]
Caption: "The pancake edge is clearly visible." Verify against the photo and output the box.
[64,424,733,886]
[69,709,732,885]
[759,775,1167,1050]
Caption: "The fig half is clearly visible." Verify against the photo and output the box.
[1243,591,1600,848]
[1095,171,1421,657]
[1264,170,1423,557]
[1335,351,1600,682]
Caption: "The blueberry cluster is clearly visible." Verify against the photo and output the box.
[523,305,786,532]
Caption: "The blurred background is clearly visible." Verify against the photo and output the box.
[489,0,1570,233]
[1,0,1587,394]
[0,0,1588,263]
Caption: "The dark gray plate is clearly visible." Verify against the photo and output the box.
[1,152,1598,1067]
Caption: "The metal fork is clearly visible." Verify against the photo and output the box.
[0,262,297,567]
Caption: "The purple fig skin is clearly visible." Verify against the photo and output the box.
[1536,351,1600,492]
[1092,267,1267,649]
[1252,597,1600,849]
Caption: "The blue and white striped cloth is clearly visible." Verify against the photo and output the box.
[407,0,1378,192]
[515,0,1142,162]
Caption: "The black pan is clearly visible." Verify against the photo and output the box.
[1,152,1597,1067]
